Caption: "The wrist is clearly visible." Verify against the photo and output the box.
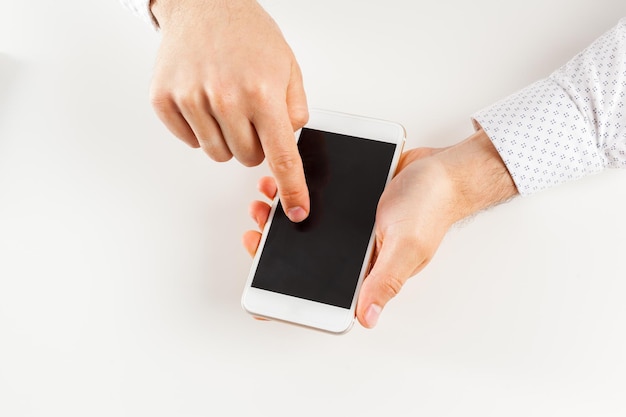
[150,0,174,28]
[150,0,254,29]
[435,129,518,222]
[150,0,212,29]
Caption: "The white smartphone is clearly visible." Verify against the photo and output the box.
[241,109,405,334]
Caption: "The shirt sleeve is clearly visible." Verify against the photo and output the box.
[119,0,158,29]
[473,18,626,196]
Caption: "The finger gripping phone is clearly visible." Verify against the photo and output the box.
[241,109,405,334]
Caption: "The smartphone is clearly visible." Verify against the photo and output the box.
[241,109,405,334]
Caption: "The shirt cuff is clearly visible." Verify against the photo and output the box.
[120,0,158,29]
[472,78,605,196]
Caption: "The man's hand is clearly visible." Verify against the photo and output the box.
[243,129,518,328]
[150,0,310,222]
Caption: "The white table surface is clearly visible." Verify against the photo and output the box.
[2,1,626,416]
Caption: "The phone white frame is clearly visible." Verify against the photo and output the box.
[241,109,406,334]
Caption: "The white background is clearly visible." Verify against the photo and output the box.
[2,1,626,416]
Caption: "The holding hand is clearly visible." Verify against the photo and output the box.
[243,129,518,329]
[150,0,310,222]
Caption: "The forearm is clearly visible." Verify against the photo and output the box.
[436,129,518,223]
[473,18,626,195]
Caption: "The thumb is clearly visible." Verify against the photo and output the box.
[356,234,422,329]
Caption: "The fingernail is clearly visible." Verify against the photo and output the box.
[365,304,382,328]
[287,206,307,223]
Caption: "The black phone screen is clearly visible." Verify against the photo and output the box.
[251,128,397,309]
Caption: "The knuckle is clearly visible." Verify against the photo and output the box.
[380,274,404,299]
[207,152,232,163]
[230,137,264,167]
[268,152,299,175]
[279,186,307,203]
[386,226,426,253]
[396,234,432,269]
[213,153,233,163]
[246,83,273,106]
[200,143,232,162]
[242,82,288,123]
[205,80,242,114]
[400,233,423,252]
[239,151,265,168]
[290,107,309,130]
[210,90,238,116]
[149,89,172,114]
[407,235,434,264]
[178,90,205,113]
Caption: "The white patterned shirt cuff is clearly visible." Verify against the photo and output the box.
[472,78,605,195]
[473,18,626,196]
[120,0,157,29]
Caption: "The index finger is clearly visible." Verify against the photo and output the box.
[253,102,310,223]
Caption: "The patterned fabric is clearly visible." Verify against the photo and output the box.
[474,19,626,195]
[120,0,156,28]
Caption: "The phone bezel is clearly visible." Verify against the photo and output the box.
[241,109,406,334]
